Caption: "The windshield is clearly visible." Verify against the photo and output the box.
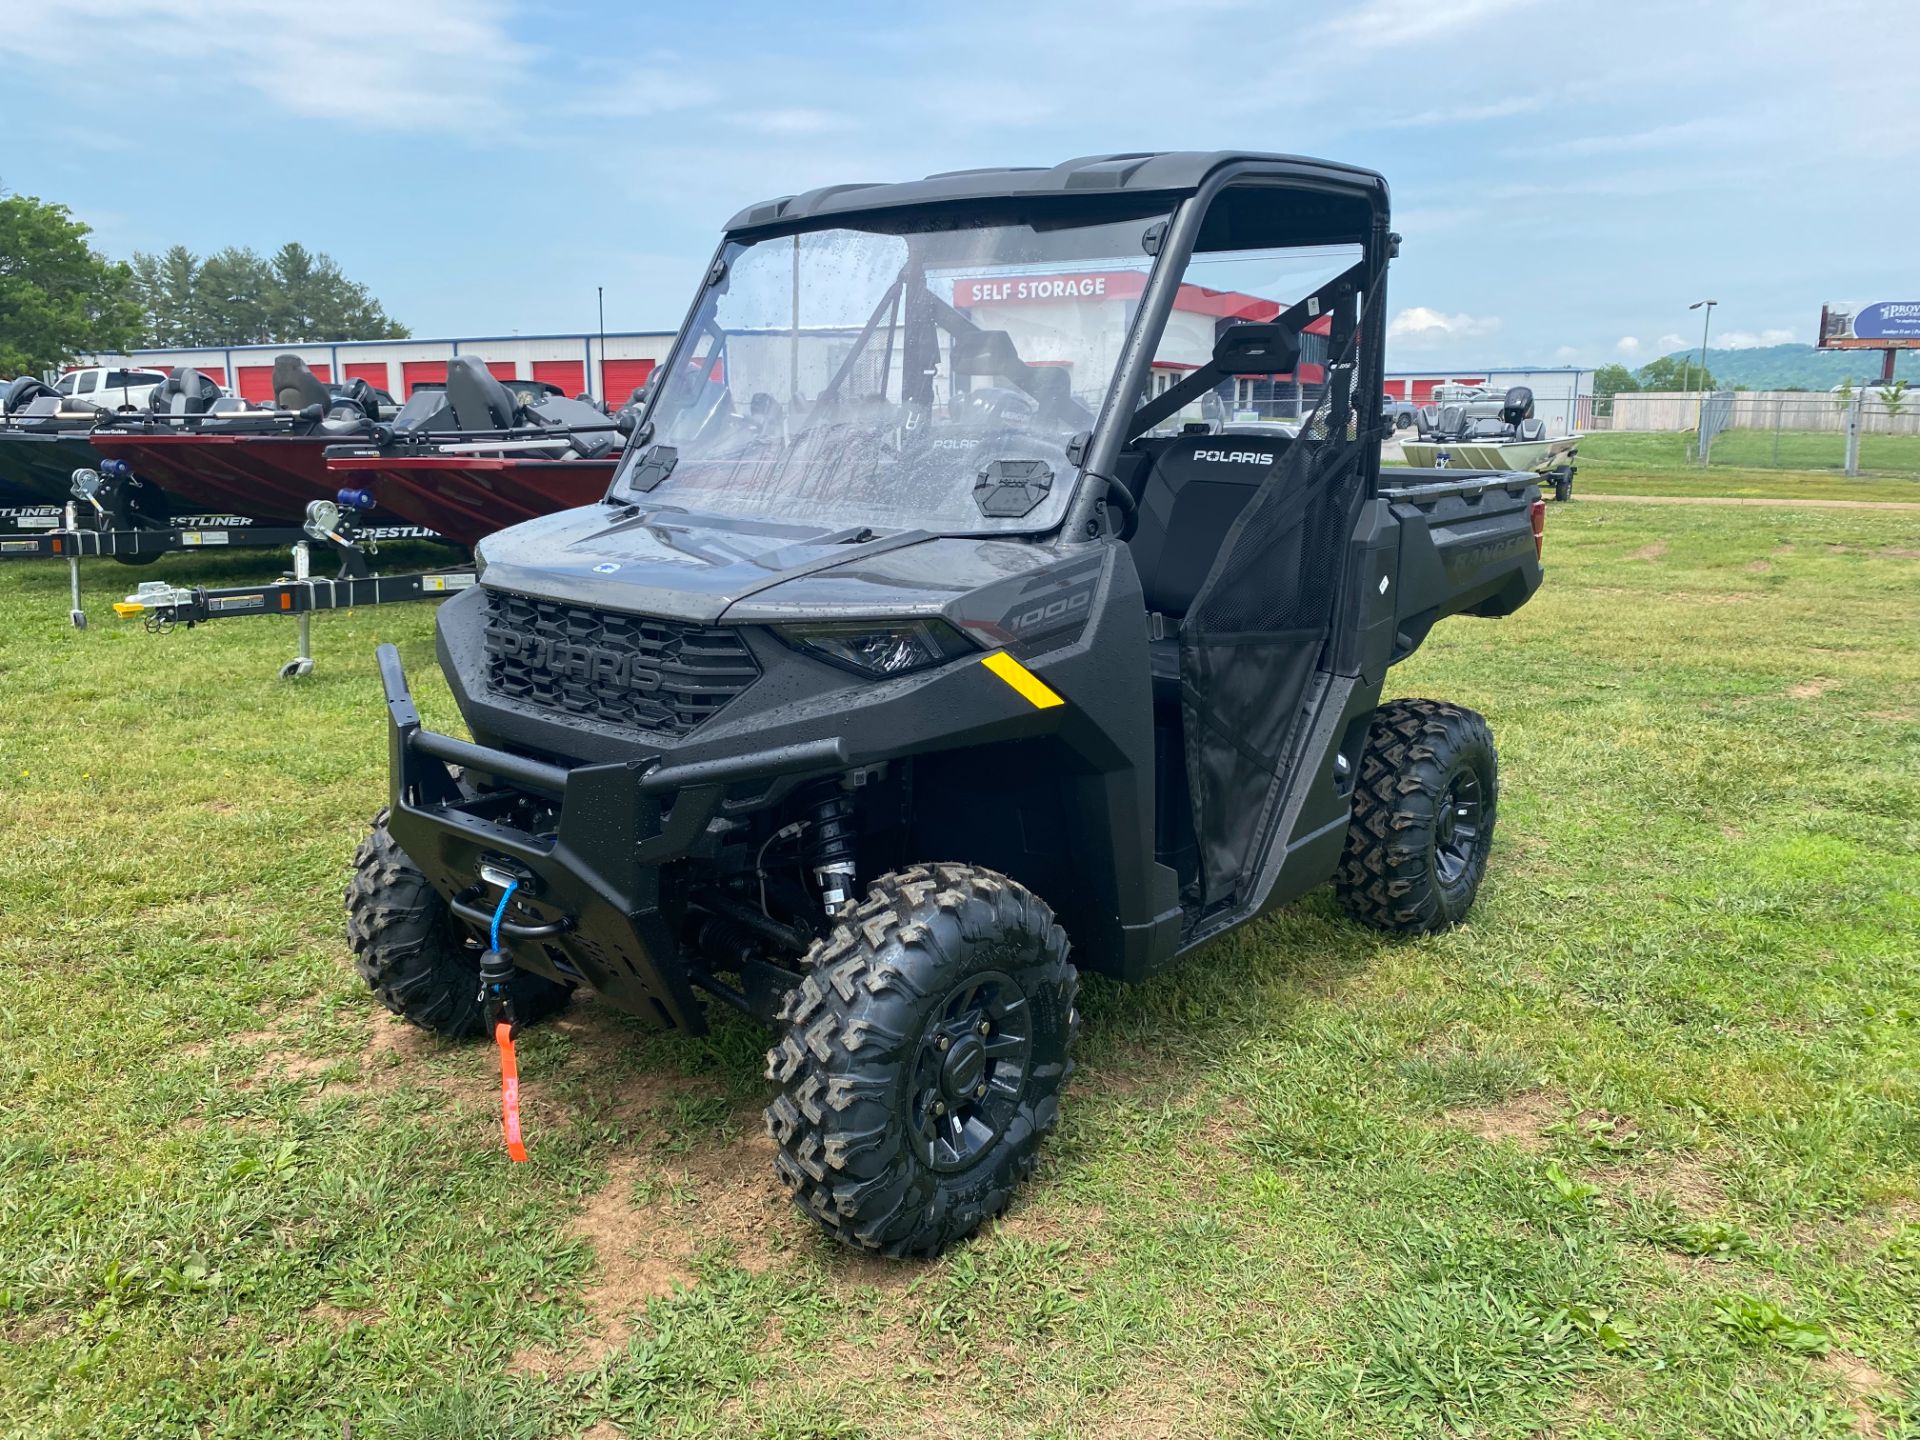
[613,202,1173,535]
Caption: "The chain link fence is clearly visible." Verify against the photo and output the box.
[1609,389,1920,475]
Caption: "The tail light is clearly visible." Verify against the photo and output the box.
[1530,498,1546,560]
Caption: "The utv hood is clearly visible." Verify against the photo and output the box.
[473,503,936,623]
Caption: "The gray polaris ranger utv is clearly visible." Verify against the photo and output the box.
[348,152,1545,1256]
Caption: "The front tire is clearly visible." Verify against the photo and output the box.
[765,864,1078,1257]
[1334,699,1498,935]
[344,810,570,1038]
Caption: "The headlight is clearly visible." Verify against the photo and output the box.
[775,618,977,678]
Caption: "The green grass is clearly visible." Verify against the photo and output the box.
[2,498,1918,1438]
[1580,429,1920,490]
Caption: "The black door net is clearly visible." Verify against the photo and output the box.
[1179,283,1371,910]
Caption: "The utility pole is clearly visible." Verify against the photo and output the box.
[596,286,606,404]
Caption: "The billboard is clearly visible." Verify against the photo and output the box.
[1819,302,1920,350]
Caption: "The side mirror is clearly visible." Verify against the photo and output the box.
[1212,322,1299,376]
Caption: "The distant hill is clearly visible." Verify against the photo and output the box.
[1657,342,1919,391]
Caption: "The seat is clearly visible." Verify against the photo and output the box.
[446,355,522,431]
[151,367,223,417]
[271,355,333,412]
[1119,432,1291,702]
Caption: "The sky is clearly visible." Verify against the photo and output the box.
[3,0,1915,372]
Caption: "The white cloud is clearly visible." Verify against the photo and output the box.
[1513,117,1738,160]
[1315,0,1538,52]
[1553,345,1583,362]
[0,0,533,132]
[1375,94,1549,129]
[736,109,854,137]
[1716,328,1796,349]
[1616,336,1643,356]
[1656,334,1688,351]
[1388,308,1504,347]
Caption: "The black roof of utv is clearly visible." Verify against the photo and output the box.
[725,151,1389,235]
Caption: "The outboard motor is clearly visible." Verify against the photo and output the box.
[3,376,58,415]
[1500,386,1535,427]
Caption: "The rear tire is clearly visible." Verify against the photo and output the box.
[1334,699,1498,935]
[344,810,570,1038]
[765,864,1078,1257]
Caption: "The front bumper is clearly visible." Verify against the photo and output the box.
[377,643,845,1033]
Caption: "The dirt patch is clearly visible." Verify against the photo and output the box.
[1629,541,1668,561]
[1821,1353,1892,1437]
[513,1155,698,1376]
[1788,678,1841,700]
[1446,1091,1561,1151]
[1621,1153,1724,1211]
[1742,559,1773,573]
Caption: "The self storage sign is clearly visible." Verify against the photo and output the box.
[952,270,1147,308]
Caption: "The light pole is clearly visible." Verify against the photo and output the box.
[1689,300,1717,390]
[597,286,606,403]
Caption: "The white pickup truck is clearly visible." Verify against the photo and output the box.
[47,366,172,412]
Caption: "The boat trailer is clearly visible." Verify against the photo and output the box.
[115,537,476,680]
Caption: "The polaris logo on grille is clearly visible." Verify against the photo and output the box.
[1193,449,1275,465]
[485,628,663,691]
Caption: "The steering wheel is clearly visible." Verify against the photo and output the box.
[1101,474,1138,542]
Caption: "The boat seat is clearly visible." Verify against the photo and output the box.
[272,355,333,412]
[1118,432,1291,703]
[446,354,521,431]
[1517,417,1546,442]
[152,367,223,416]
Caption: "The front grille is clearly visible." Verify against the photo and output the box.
[482,589,760,736]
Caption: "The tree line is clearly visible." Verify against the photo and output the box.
[1,186,406,378]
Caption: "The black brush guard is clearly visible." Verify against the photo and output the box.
[377,644,845,1033]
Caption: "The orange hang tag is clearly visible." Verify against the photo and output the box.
[494,1021,529,1163]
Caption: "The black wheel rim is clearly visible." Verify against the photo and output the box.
[1433,765,1485,886]
[909,970,1032,1173]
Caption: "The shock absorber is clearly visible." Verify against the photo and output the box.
[806,783,859,917]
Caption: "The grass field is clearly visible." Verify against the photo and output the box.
[1579,431,1920,494]
[2,495,1917,1439]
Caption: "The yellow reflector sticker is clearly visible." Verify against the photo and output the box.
[981,651,1065,710]
[111,603,145,617]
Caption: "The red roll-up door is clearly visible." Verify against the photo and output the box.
[532,359,585,395]
[601,358,655,404]
[344,362,389,391]
[236,365,275,403]
[1410,379,1443,404]
[402,360,447,396]
[1382,379,1408,400]
[188,364,226,385]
